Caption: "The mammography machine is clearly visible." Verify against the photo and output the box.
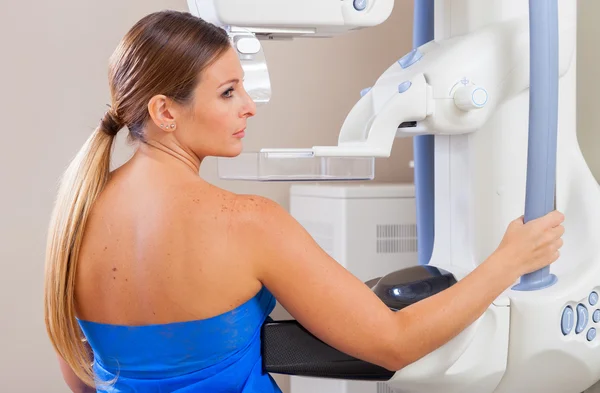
[188,1,600,392]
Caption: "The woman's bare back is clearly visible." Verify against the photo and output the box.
[75,156,262,326]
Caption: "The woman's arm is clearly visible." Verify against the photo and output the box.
[239,196,564,371]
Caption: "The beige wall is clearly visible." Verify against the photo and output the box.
[0,0,413,392]
[577,0,600,181]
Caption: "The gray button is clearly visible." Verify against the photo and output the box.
[561,306,574,335]
[576,304,589,334]
[587,327,596,342]
[354,0,367,11]
[589,291,598,306]
[398,81,412,94]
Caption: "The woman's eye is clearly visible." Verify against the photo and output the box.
[222,88,234,98]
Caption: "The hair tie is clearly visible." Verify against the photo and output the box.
[100,109,124,136]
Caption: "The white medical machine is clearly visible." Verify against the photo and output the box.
[289,183,418,284]
[188,1,600,392]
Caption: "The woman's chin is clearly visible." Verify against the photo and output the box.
[219,144,244,158]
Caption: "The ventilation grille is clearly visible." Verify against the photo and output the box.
[299,220,335,258]
[377,382,397,393]
[376,224,418,254]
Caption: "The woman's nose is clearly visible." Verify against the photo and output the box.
[242,89,257,118]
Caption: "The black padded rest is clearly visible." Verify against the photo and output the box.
[370,265,457,311]
[261,319,395,380]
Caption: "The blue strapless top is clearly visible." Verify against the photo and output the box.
[78,286,281,393]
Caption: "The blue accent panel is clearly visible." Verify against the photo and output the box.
[413,0,435,47]
[414,136,435,265]
[576,304,589,334]
[412,0,435,266]
[398,48,423,69]
[360,87,372,97]
[590,291,598,306]
[513,0,559,291]
[593,309,600,323]
[398,81,412,93]
[354,0,367,11]
[561,306,574,335]
[588,328,597,342]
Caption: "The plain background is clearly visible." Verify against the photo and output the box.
[0,0,599,392]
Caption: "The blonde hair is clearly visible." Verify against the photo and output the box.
[44,126,116,386]
[43,10,230,387]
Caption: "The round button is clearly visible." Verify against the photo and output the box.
[454,85,488,111]
[587,327,596,342]
[593,309,600,323]
[354,0,367,11]
[589,291,598,306]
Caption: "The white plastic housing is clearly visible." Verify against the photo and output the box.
[338,7,576,148]
[290,183,417,280]
[228,28,272,104]
[187,0,394,37]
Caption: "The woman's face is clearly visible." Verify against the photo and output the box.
[172,46,256,159]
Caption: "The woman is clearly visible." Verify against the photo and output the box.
[43,10,565,393]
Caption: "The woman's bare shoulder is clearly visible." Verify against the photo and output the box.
[187,180,279,215]
[230,193,286,226]
[177,181,283,231]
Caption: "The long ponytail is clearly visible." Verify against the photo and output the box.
[44,117,119,387]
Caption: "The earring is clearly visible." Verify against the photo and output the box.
[160,124,165,128]
[170,124,176,130]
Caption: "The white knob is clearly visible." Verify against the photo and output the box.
[454,85,488,111]
[235,37,261,55]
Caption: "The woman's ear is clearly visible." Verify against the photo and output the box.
[148,95,177,133]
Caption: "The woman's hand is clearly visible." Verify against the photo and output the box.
[495,210,565,279]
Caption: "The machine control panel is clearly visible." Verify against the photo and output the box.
[561,288,599,342]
